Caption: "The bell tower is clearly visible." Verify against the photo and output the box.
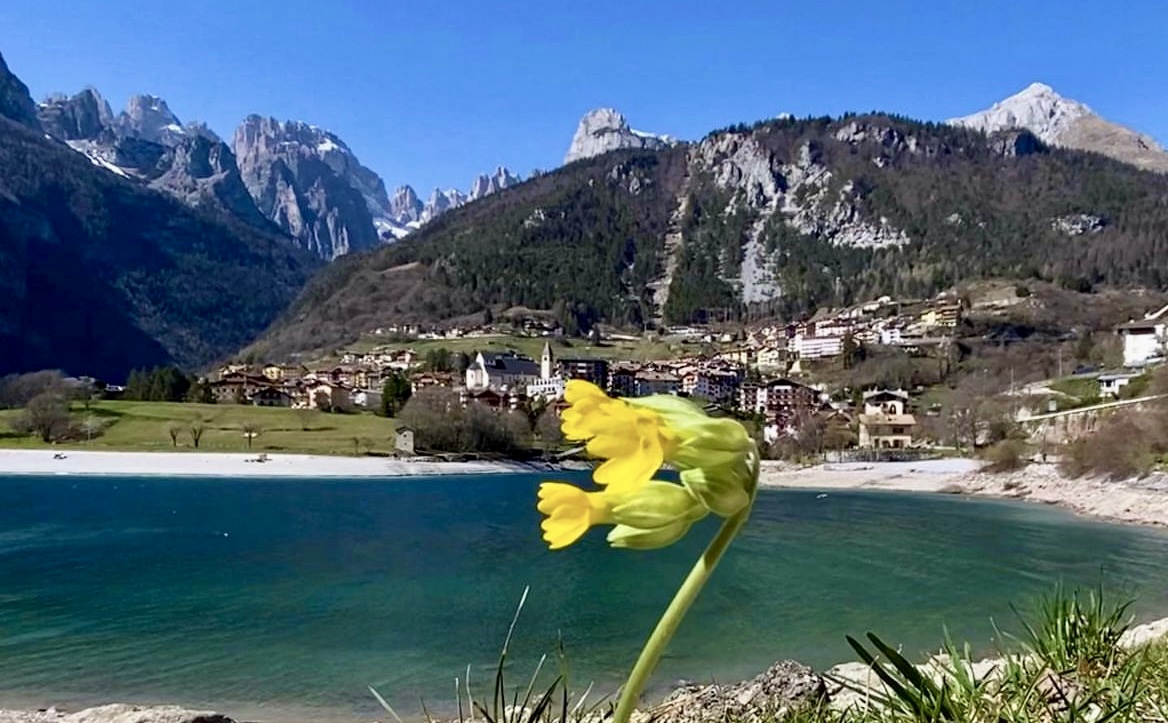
[540,342,554,380]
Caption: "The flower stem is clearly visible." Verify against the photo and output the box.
[611,496,756,723]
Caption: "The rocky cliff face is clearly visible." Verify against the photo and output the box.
[23,51,527,255]
[231,115,382,259]
[564,107,674,164]
[949,82,1168,173]
[38,88,114,140]
[0,52,40,130]
[151,134,272,228]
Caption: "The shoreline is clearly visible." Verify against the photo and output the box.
[3,451,1168,529]
[759,459,1168,528]
[0,449,573,479]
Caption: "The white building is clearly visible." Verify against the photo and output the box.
[528,376,566,400]
[465,352,541,391]
[858,389,916,449]
[794,335,844,360]
[879,327,904,345]
[350,388,383,409]
[1118,304,1168,367]
[1098,372,1141,398]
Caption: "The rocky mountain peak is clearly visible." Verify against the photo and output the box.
[389,185,423,224]
[37,88,115,140]
[948,82,1168,173]
[419,187,468,223]
[0,51,41,130]
[564,107,674,164]
[948,82,1092,144]
[118,93,187,146]
[469,165,520,200]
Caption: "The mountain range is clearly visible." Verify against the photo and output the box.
[250,109,1168,360]
[32,88,528,260]
[0,52,318,381]
[6,43,1168,374]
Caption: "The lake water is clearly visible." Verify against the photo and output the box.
[2,472,1168,721]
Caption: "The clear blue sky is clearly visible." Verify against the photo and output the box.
[2,0,1165,194]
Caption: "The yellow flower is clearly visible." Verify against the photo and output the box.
[538,480,708,551]
[541,381,760,551]
[560,380,677,494]
[537,482,615,550]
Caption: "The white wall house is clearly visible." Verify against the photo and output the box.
[858,389,916,449]
[1118,304,1168,367]
[1098,373,1140,398]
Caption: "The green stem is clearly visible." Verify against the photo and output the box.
[611,495,756,723]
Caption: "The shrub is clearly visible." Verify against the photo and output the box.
[1060,412,1165,480]
[980,439,1030,473]
[398,387,527,455]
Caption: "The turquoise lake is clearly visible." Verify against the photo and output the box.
[2,472,1168,721]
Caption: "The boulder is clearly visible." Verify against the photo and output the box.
[0,705,234,723]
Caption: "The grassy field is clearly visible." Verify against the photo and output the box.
[0,401,401,456]
[343,333,698,363]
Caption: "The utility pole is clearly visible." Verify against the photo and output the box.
[1058,346,1063,378]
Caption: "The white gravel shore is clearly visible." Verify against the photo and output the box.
[760,458,1168,528]
[0,449,546,478]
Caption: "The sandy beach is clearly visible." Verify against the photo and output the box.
[760,458,1168,528]
[0,449,550,478]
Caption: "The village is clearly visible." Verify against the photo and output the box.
[208,288,1168,457]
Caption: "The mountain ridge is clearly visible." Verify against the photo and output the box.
[248,111,1168,361]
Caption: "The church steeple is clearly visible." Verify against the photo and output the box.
[540,341,554,380]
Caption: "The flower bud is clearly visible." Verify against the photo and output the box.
[610,481,708,529]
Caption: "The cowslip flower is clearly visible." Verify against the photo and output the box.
[538,380,757,550]
[536,380,761,723]
[537,478,709,550]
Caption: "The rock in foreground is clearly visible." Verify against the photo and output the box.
[647,660,827,723]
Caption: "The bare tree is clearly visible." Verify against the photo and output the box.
[0,370,67,409]
[81,415,103,443]
[166,422,182,448]
[189,420,206,449]
[240,421,262,450]
[15,393,72,443]
[948,372,1008,451]
[535,408,563,453]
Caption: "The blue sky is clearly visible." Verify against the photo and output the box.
[2,0,1165,194]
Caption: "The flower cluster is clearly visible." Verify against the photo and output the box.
[537,380,759,550]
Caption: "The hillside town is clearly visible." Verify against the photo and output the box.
[198,289,1155,456]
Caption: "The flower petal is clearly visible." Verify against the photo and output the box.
[593,438,663,493]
